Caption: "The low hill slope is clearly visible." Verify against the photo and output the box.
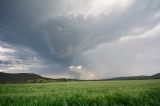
[0,72,76,83]
[0,72,43,83]
[0,72,160,83]
[107,73,160,80]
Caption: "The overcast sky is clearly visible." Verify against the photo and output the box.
[0,0,160,79]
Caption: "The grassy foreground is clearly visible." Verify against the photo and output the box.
[0,80,160,106]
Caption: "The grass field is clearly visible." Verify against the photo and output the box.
[0,80,160,106]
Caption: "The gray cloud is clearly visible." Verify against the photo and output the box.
[83,25,160,78]
[0,0,160,79]
[0,41,40,71]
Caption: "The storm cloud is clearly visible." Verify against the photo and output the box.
[0,0,160,79]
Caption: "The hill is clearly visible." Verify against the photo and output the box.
[0,72,74,83]
[0,72,43,83]
[106,73,160,80]
[0,72,160,83]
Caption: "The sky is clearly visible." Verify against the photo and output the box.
[0,0,160,79]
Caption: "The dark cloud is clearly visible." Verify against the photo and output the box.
[0,60,12,65]
[0,0,160,78]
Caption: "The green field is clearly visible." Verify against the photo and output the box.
[0,80,160,106]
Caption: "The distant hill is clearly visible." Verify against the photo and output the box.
[0,72,160,83]
[0,72,42,83]
[106,73,160,80]
[0,72,74,83]
[151,73,160,77]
